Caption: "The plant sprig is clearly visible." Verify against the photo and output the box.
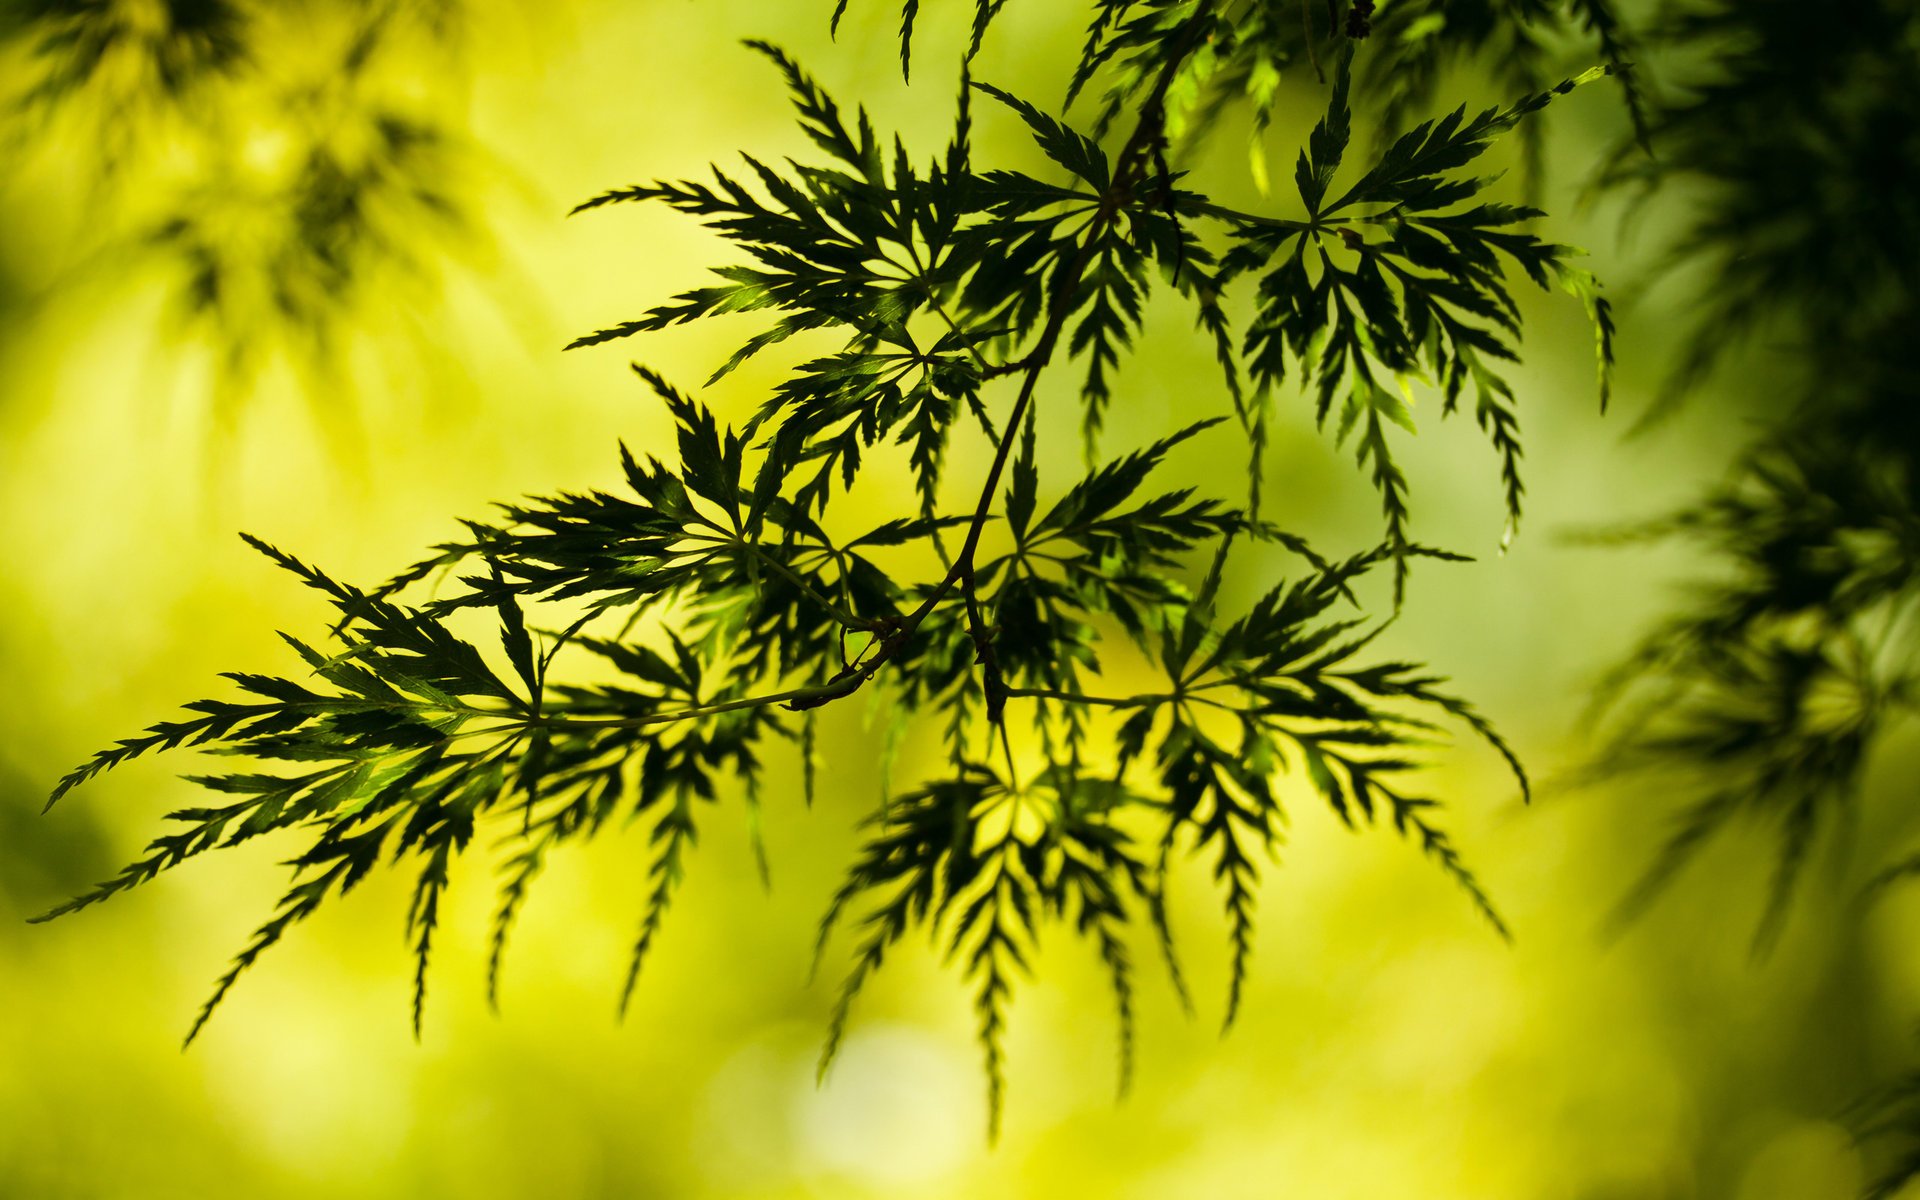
[38,1,1625,1137]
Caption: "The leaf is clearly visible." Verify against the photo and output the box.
[1006,415,1038,540]
[1033,418,1224,538]
[973,81,1110,190]
[1295,47,1352,215]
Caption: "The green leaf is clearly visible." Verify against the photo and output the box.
[1295,47,1352,216]
[973,81,1110,190]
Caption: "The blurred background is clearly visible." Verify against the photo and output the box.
[1,1,1914,1196]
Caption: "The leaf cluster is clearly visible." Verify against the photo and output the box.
[1,0,493,401]
[1214,50,1614,566]
[1578,7,1920,1189]
[1587,436,1920,935]
[1588,0,1920,946]
[36,0,1627,1135]
[1601,0,1918,409]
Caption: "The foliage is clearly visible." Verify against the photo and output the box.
[1583,5,1920,1187]
[1857,1072,1920,1200]
[0,0,489,405]
[1587,0,1920,938]
[1072,0,1640,193]
[37,0,1630,1136]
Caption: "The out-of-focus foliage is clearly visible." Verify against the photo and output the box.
[1592,442,1919,948]
[36,0,1629,1137]
[1590,0,1920,935]
[0,0,492,407]
[1583,3,1920,1189]
[1858,1071,1920,1199]
[1599,0,1918,403]
[3,0,250,126]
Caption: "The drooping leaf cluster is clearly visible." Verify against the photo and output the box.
[573,33,1614,571]
[0,0,490,403]
[1352,0,1644,181]
[1063,0,1639,191]
[1589,0,1920,938]
[1856,1073,1920,1200]
[1584,7,1920,1187]
[38,0,1624,1136]
[1587,442,1920,950]
[1599,0,1918,405]
[4,0,250,118]
[1214,50,1615,564]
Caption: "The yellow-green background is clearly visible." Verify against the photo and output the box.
[1,2,1912,1196]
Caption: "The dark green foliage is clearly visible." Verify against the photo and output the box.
[1590,0,1920,941]
[1581,6,1919,1188]
[6,0,249,107]
[1357,0,1643,180]
[1854,1073,1920,1200]
[1600,0,1918,406]
[829,0,1005,77]
[1589,454,1910,948]
[39,0,1628,1135]
[816,541,1521,1131]
[1213,49,1615,572]
[1064,0,1639,190]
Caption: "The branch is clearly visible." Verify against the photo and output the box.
[1003,687,1170,708]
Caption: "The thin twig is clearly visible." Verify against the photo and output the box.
[735,537,868,628]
